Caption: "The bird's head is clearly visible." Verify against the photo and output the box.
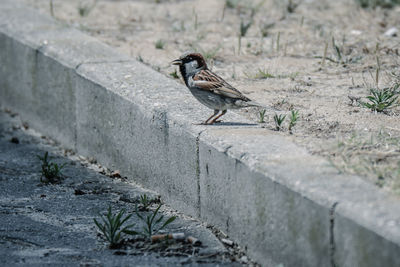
[171,52,207,75]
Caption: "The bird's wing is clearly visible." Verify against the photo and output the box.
[192,70,250,101]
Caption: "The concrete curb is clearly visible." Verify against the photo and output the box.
[1,2,399,266]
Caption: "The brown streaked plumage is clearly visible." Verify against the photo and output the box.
[172,52,263,124]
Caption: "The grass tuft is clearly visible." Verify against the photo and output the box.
[253,69,276,79]
[240,20,252,37]
[93,206,136,249]
[259,109,266,123]
[274,114,286,131]
[37,152,66,184]
[135,203,176,240]
[361,87,399,112]
[137,194,158,211]
[288,110,299,133]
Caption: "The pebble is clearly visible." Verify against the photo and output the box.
[221,238,234,246]
[10,137,19,144]
[240,255,248,263]
[384,27,398,37]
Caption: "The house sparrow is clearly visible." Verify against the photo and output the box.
[172,52,264,124]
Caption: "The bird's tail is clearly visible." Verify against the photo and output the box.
[244,100,280,112]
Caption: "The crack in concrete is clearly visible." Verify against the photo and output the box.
[35,46,79,150]
[195,129,206,218]
[156,110,169,147]
[329,201,339,267]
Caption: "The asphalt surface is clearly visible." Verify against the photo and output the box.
[0,109,249,266]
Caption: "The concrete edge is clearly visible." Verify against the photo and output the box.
[0,2,399,266]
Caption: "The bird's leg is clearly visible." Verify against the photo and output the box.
[209,110,227,124]
[203,109,219,124]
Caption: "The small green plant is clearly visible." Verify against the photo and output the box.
[155,39,165,49]
[93,206,136,249]
[240,20,252,37]
[259,109,267,123]
[331,37,342,64]
[135,203,176,239]
[169,70,179,79]
[37,152,67,183]
[254,69,275,79]
[274,114,286,131]
[288,110,299,133]
[138,194,158,211]
[329,37,362,65]
[78,0,97,17]
[246,69,298,80]
[361,88,399,112]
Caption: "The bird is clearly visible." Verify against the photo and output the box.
[171,52,264,125]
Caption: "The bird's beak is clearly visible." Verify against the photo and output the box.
[171,58,182,65]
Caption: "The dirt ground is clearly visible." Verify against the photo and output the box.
[20,0,400,195]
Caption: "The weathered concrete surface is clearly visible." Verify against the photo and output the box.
[75,62,203,218]
[0,111,241,266]
[0,1,400,266]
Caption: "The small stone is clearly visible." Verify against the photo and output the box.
[221,238,234,246]
[10,137,19,144]
[111,170,121,178]
[350,30,362,35]
[240,256,248,263]
[74,189,86,195]
[384,27,398,37]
